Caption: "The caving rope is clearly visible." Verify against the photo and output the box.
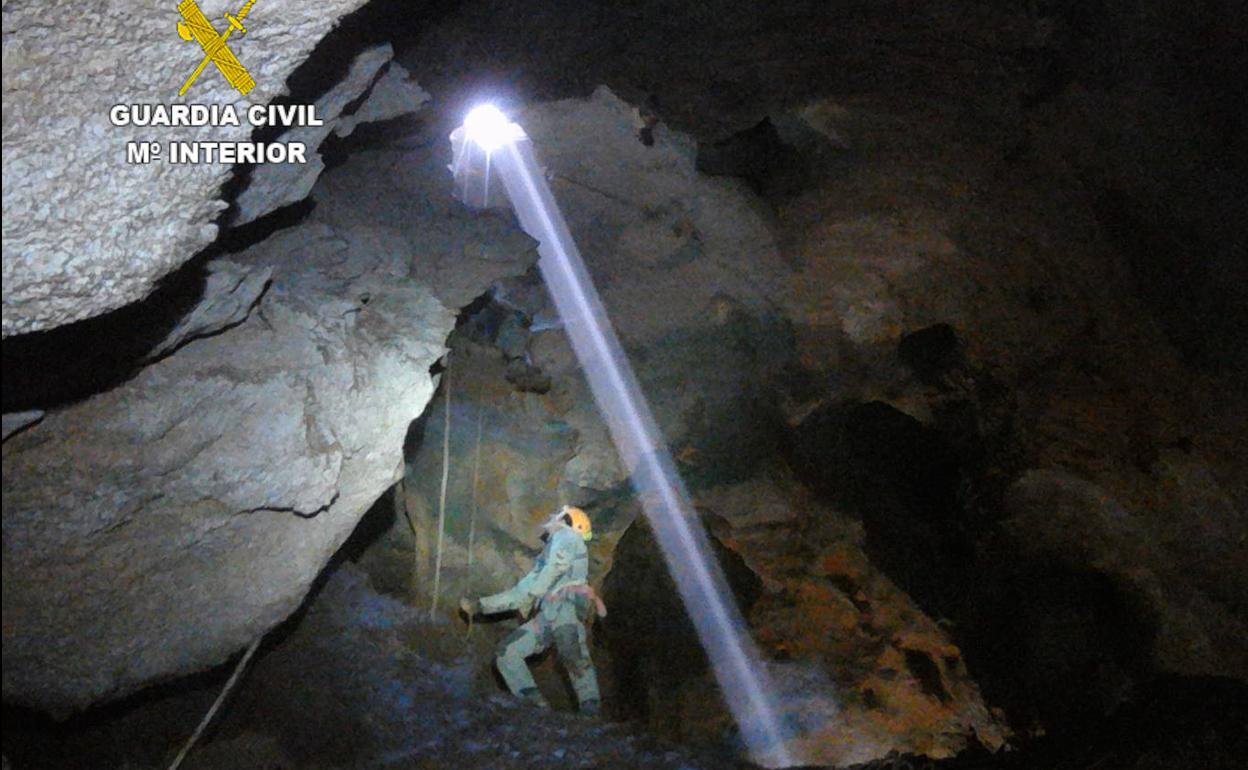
[465,404,484,638]
[430,353,452,619]
[167,635,262,770]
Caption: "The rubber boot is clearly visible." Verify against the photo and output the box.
[519,687,549,709]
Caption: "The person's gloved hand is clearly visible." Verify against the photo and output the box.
[459,597,480,617]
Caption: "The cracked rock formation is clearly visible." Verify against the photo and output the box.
[234,45,432,225]
[146,259,273,360]
[1,114,537,714]
[1,0,370,336]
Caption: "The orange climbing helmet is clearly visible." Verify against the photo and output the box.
[561,505,593,541]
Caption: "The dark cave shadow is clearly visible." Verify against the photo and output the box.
[597,504,763,731]
[2,251,214,413]
[785,396,1163,738]
[887,674,1248,770]
[0,638,260,769]
[0,197,317,414]
[782,393,1248,769]
[1090,185,1248,374]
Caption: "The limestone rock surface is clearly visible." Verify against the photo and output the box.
[334,60,431,139]
[1,0,369,336]
[1,411,43,441]
[147,259,272,359]
[1,115,537,714]
[2,227,443,714]
[234,46,432,225]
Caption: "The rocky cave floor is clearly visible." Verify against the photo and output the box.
[3,543,1245,770]
[2,557,751,770]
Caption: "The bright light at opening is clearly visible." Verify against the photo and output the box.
[462,104,521,152]
[448,106,810,768]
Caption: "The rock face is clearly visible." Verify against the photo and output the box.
[332,60,429,139]
[380,88,1009,764]
[2,562,758,770]
[377,80,1244,761]
[676,480,1009,765]
[1,411,43,441]
[2,230,444,714]
[1004,467,1248,683]
[1,110,537,713]
[389,85,796,580]
[146,259,273,359]
[1,0,370,336]
[233,46,431,225]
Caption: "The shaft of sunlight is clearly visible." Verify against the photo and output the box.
[450,104,799,767]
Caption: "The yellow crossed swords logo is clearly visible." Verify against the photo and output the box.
[176,0,258,96]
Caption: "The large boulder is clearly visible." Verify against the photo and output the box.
[595,477,1009,765]
[1,116,537,714]
[1,0,371,336]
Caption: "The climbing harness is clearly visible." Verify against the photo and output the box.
[543,583,607,619]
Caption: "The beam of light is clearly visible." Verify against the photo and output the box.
[450,105,800,768]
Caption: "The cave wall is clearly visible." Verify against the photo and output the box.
[376,72,1245,761]
[366,88,1017,765]
[2,0,1244,762]
[1,84,538,714]
[377,86,798,593]
[0,0,381,336]
[1026,0,1248,369]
